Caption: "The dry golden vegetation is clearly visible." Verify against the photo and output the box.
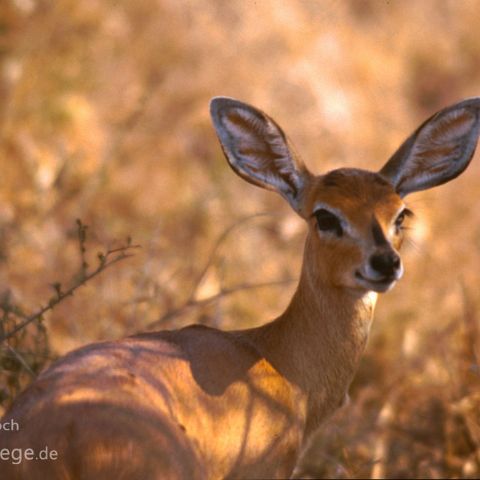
[1,0,480,477]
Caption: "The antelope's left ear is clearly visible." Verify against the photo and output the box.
[379,98,480,197]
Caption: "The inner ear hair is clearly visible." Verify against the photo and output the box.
[210,97,311,213]
[379,97,480,196]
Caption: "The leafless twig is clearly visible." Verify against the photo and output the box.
[147,278,295,330]
[3,345,35,378]
[0,221,139,343]
[187,213,272,301]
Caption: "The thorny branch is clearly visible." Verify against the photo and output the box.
[0,220,139,343]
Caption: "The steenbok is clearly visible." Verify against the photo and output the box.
[1,97,479,479]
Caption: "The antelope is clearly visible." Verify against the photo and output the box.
[1,97,479,480]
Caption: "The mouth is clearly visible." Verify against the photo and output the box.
[355,271,399,293]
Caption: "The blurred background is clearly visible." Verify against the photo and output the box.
[1,0,480,477]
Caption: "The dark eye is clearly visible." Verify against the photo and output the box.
[395,208,413,232]
[314,209,343,237]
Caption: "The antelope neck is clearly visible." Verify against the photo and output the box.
[244,265,377,431]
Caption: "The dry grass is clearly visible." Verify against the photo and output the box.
[1,0,480,477]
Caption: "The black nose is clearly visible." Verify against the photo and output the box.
[370,251,401,277]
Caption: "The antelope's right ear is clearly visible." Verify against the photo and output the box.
[379,98,480,197]
[210,97,312,215]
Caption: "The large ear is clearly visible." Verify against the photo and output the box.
[379,98,480,197]
[210,97,312,214]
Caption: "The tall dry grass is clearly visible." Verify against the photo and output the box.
[1,0,480,477]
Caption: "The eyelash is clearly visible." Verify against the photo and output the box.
[394,208,413,232]
[314,209,343,237]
